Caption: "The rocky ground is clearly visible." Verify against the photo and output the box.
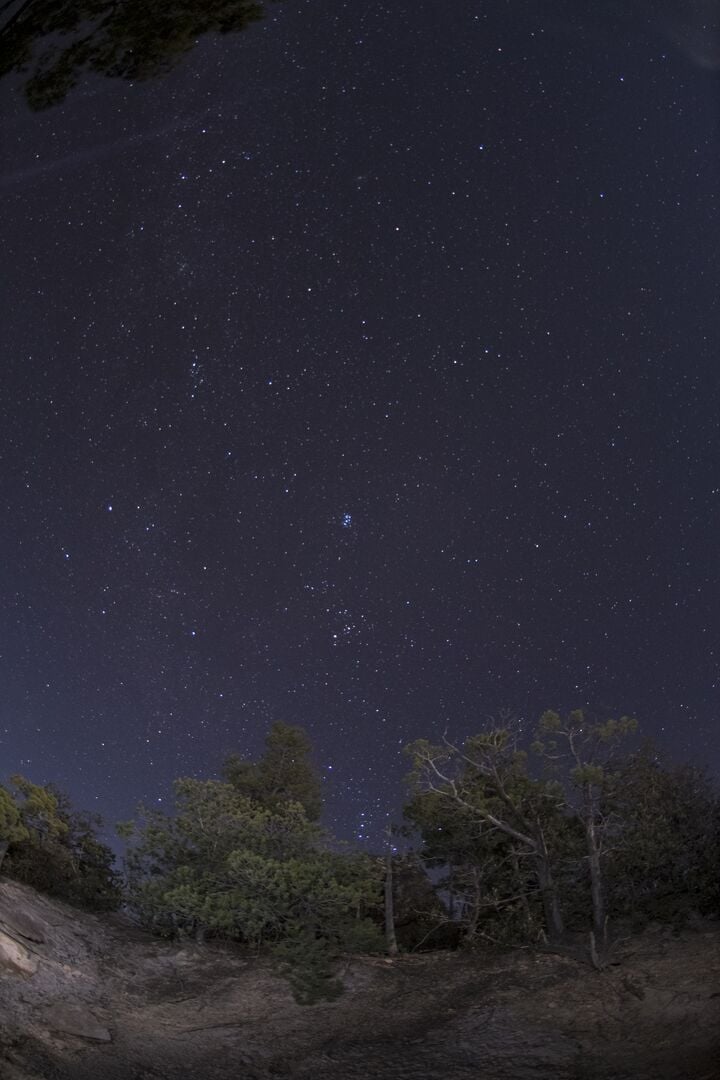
[1,877,719,1080]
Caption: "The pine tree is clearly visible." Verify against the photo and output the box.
[120,727,382,1002]
[223,722,323,821]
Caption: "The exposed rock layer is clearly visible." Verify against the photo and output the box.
[0,878,719,1080]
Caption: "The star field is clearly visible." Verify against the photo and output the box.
[1,0,719,848]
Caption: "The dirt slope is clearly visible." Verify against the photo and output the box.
[1,877,719,1080]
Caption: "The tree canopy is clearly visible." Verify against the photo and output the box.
[0,775,121,910]
[223,721,323,821]
[602,746,720,924]
[120,726,380,1002]
[405,709,720,962]
[406,719,569,942]
[2,712,719,991]
[0,0,272,110]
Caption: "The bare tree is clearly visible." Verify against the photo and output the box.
[407,718,566,942]
[534,709,637,953]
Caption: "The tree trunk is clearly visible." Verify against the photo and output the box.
[533,851,564,941]
[447,868,455,921]
[384,847,399,956]
[463,865,482,943]
[511,848,533,937]
[585,807,606,941]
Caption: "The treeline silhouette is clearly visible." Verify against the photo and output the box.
[2,712,719,1002]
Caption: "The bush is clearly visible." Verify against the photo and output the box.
[0,777,121,911]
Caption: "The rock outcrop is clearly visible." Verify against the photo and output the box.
[0,876,719,1080]
[0,929,38,977]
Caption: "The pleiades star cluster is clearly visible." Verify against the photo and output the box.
[1,0,718,848]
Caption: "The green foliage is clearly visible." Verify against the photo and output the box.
[121,763,382,1002]
[4,705,717,987]
[538,710,562,733]
[571,763,605,787]
[532,708,641,935]
[407,710,652,948]
[406,709,720,950]
[406,723,570,943]
[537,710,637,754]
[407,727,566,848]
[9,774,68,841]
[0,786,29,846]
[603,747,720,924]
[0,0,271,110]
[1,777,121,910]
[405,785,543,945]
[271,930,345,1006]
[534,709,639,816]
[223,722,323,821]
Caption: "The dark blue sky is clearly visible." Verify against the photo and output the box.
[1,0,719,847]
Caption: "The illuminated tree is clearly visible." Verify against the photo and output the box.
[533,709,637,950]
[120,735,381,1003]
[0,784,29,868]
[407,718,567,942]
[1,776,120,909]
[223,721,323,821]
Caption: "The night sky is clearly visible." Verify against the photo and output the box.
[2,1,719,849]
